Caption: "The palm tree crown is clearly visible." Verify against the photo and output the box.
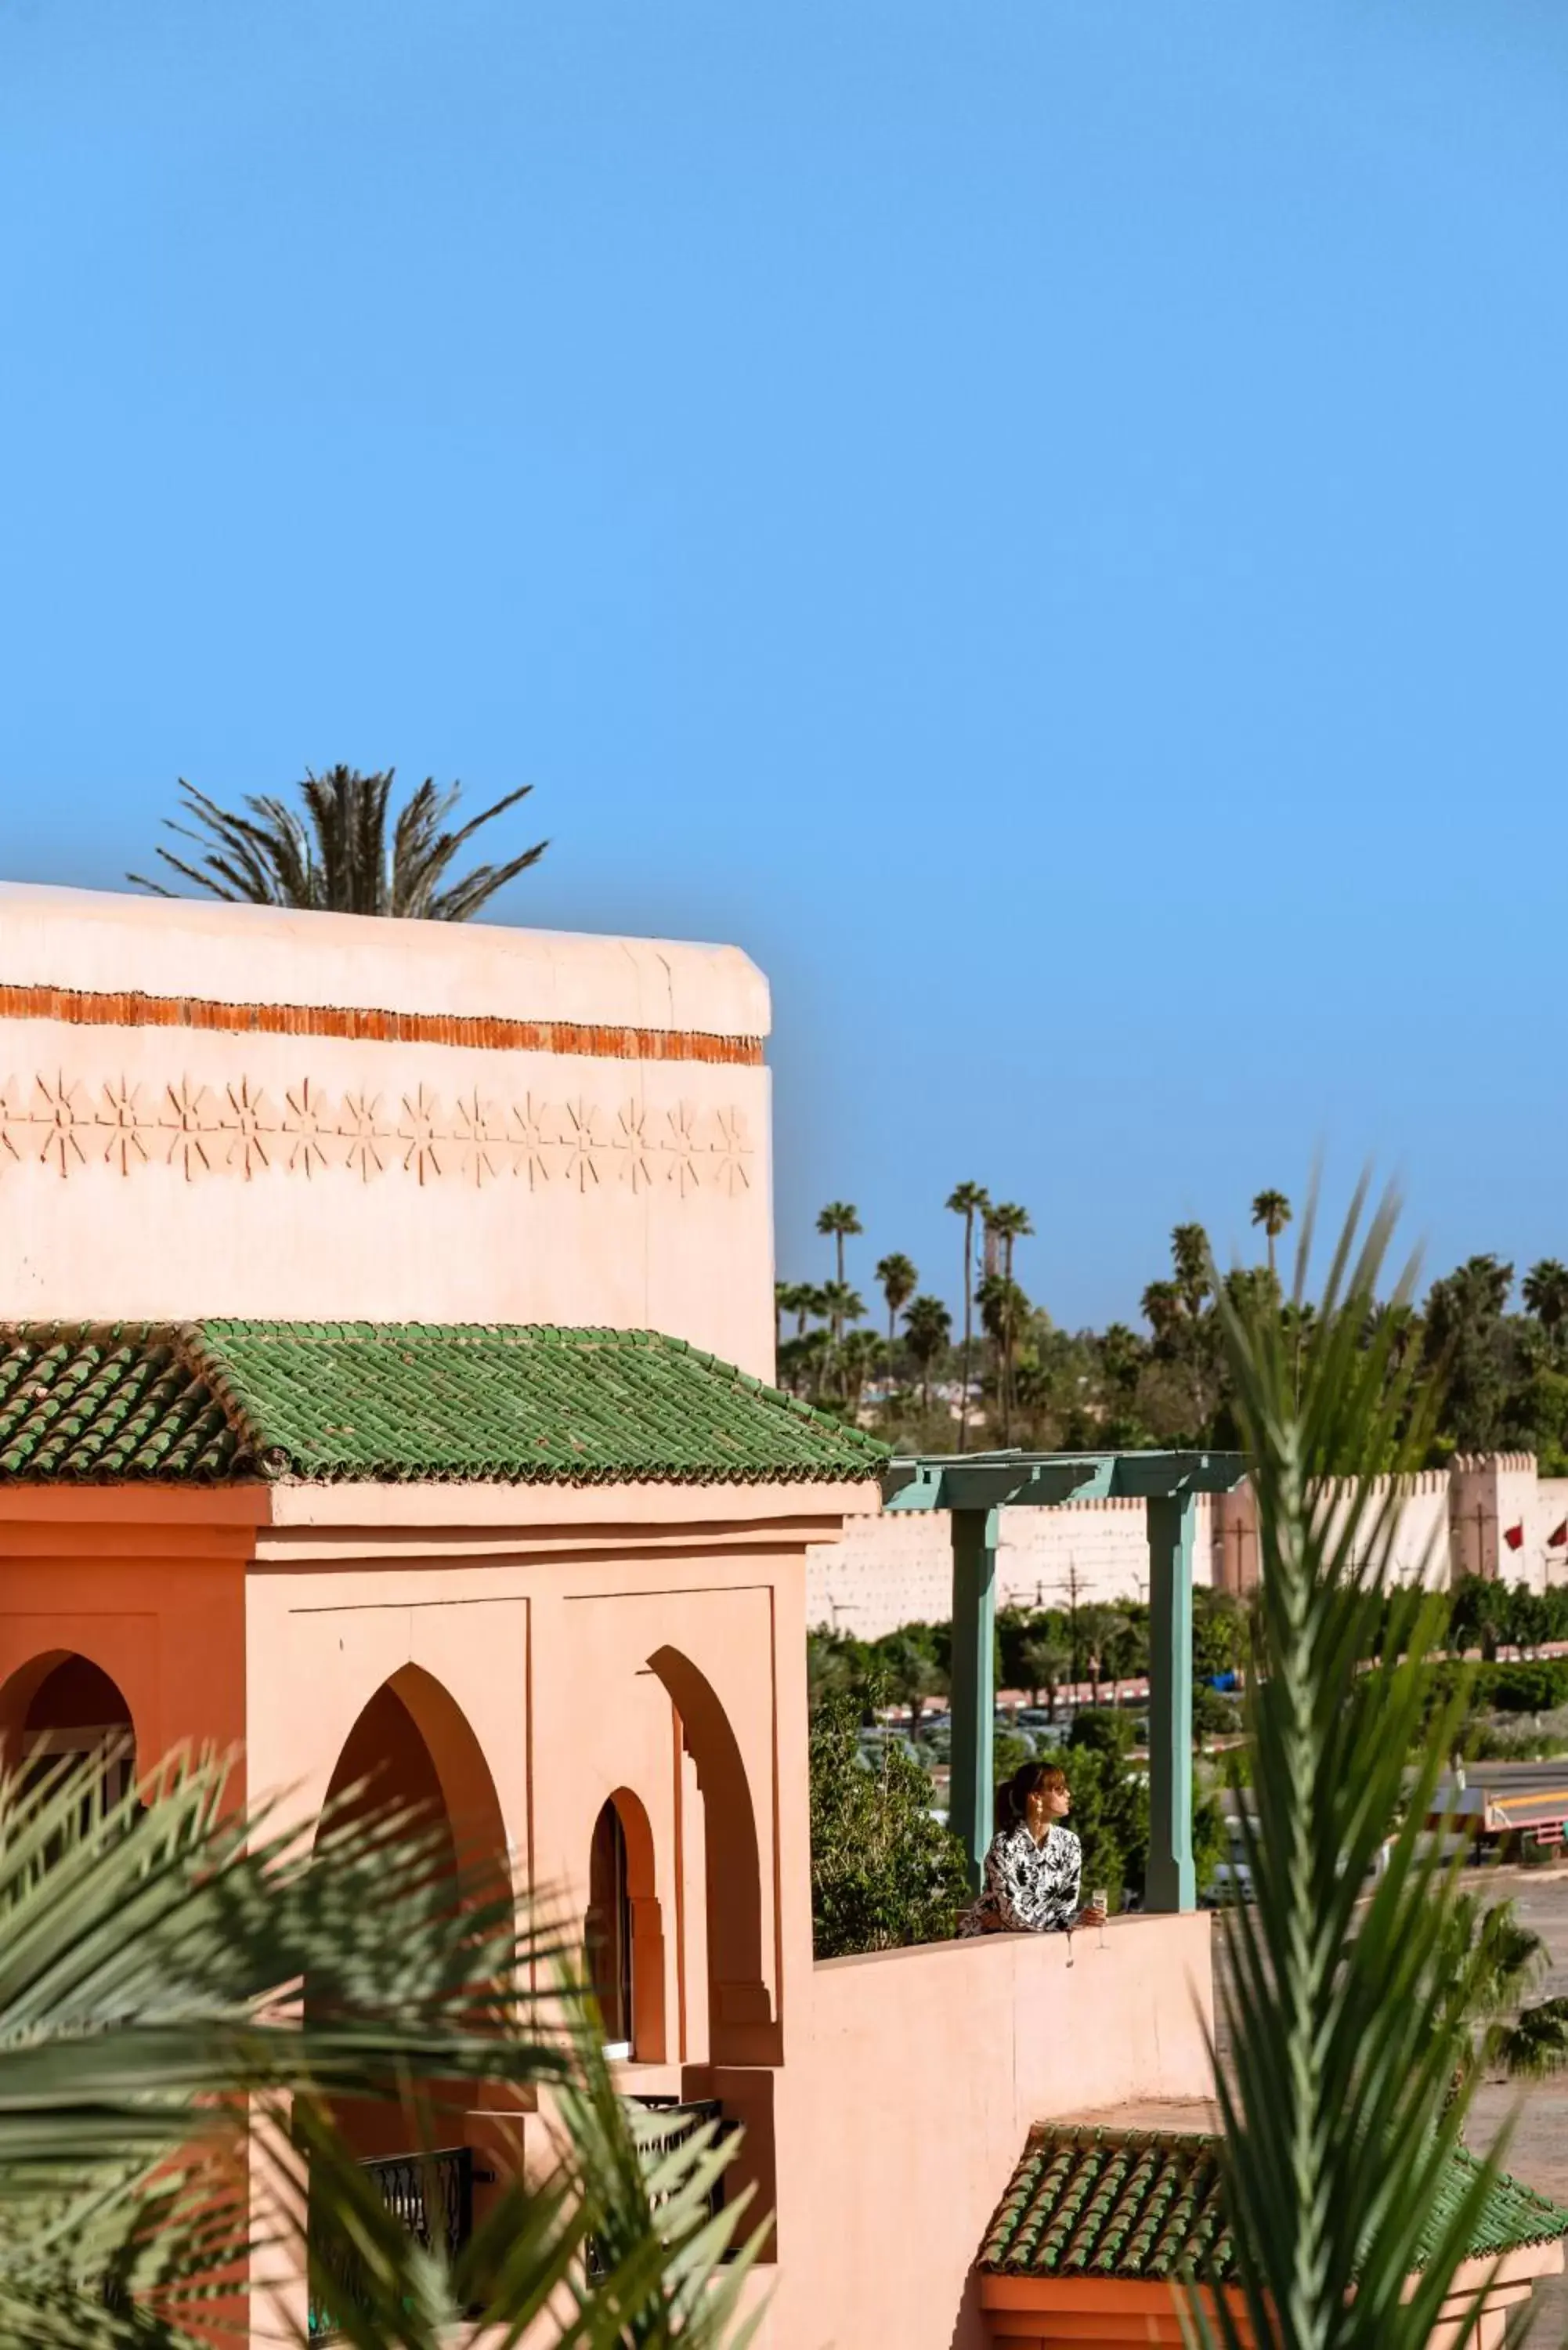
[902,1294,953,1412]
[816,1202,863,1287]
[1250,1188,1294,1278]
[129,766,547,920]
[875,1252,919,1347]
[1523,1258,1568,1345]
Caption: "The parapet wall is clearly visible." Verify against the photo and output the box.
[0,884,775,1375]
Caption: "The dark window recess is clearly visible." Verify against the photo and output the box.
[585,1799,634,2046]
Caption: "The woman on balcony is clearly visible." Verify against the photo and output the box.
[958,1762,1107,1937]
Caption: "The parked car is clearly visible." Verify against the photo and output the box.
[1201,1860,1255,1907]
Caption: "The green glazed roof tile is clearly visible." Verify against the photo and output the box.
[980,2129,1568,2283]
[0,1321,888,1488]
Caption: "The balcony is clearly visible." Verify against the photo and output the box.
[308,2146,475,2339]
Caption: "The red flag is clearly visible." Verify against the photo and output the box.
[1551,1521,1568,1548]
[1505,1522,1525,1552]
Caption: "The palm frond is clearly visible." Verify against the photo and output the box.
[1483,1996,1568,2082]
[1195,1184,1511,2350]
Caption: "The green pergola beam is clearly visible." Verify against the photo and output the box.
[881,1448,1247,1909]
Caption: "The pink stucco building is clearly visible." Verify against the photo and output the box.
[0,882,1556,2348]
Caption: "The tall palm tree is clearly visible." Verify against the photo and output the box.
[902,1295,952,1415]
[1249,1188,1293,1280]
[985,1204,1033,1439]
[0,1752,756,2350]
[129,766,547,920]
[1201,1188,1512,2350]
[874,1253,919,1355]
[816,1202,862,1288]
[837,1329,886,1419]
[945,1183,990,1452]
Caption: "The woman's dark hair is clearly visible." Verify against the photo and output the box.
[1001,1759,1068,1823]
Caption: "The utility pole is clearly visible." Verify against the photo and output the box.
[1058,1557,1085,1702]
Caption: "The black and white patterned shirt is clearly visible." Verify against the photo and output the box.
[958,1821,1082,1936]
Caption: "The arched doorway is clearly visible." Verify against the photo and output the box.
[583,1787,665,2063]
[647,1647,772,2066]
[0,1652,136,1805]
[315,1668,511,2160]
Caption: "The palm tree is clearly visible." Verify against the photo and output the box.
[816,1202,862,1288]
[130,767,547,920]
[818,1282,865,1350]
[1018,1635,1071,1714]
[0,1752,756,2350]
[945,1183,991,1452]
[875,1253,919,1353]
[838,1329,887,1419]
[985,1204,1032,1439]
[1249,1188,1293,1279]
[1523,1258,1568,1361]
[902,1295,952,1415]
[1204,1188,1516,2350]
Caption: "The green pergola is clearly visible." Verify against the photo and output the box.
[880,1447,1247,1911]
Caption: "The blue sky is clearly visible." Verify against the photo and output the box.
[2,0,1565,1329]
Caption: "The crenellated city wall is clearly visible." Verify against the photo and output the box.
[806,1454,1568,1636]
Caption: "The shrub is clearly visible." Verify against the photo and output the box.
[1489,1660,1568,1714]
[810,1694,970,1957]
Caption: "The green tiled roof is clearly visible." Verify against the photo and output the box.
[0,1321,889,1488]
[981,2129,1568,2283]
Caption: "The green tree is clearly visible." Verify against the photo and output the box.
[874,1625,948,1743]
[816,1201,862,1289]
[1019,1636,1071,1712]
[946,1182,991,1452]
[131,766,547,919]
[1422,1253,1514,1454]
[837,1327,885,1417]
[0,1752,754,2350]
[977,1273,1031,1446]
[874,1252,919,1360]
[809,1694,970,1956]
[1249,1189,1292,1279]
[902,1294,953,1413]
[1523,1257,1568,1365]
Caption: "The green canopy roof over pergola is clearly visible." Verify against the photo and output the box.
[880,1447,1248,1910]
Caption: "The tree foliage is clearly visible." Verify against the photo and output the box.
[131,766,547,921]
[808,1695,969,1958]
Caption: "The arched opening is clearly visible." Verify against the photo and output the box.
[314,1668,511,2159]
[0,1651,136,1805]
[583,1787,666,2063]
[646,1647,772,2066]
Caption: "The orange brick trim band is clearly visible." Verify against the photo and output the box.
[0,983,765,1067]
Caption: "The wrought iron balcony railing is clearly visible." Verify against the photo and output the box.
[309,2145,475,2338]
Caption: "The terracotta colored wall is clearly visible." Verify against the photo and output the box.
[782,1914,1214,2350]
[0,884,775,1376]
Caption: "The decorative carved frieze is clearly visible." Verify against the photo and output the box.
[0,1072,754,1198]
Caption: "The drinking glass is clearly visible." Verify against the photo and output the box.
[1092,1887,1108,1949]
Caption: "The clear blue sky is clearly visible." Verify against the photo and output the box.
[2,0,1564,1330]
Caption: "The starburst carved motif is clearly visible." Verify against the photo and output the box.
[96,1078,150,1175]
[508,1094,557,1191]
[0,1083,25,1173]
[452,1089,504,1189]
[613,1101,656,1194]
[661,1101,703,1197]
[337,1089,389,1184]
[561,1097,605,1193]
[281,1079,334,1179]
[709,1104,753,1197]
[34,1072,89,1179]
[159,1077,218,1183]
[397,1085,445,1188]
[219,1077,276,1180]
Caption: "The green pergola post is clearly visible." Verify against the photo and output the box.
[1145,1490,1195,1913]
[948,1506,999,1889]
